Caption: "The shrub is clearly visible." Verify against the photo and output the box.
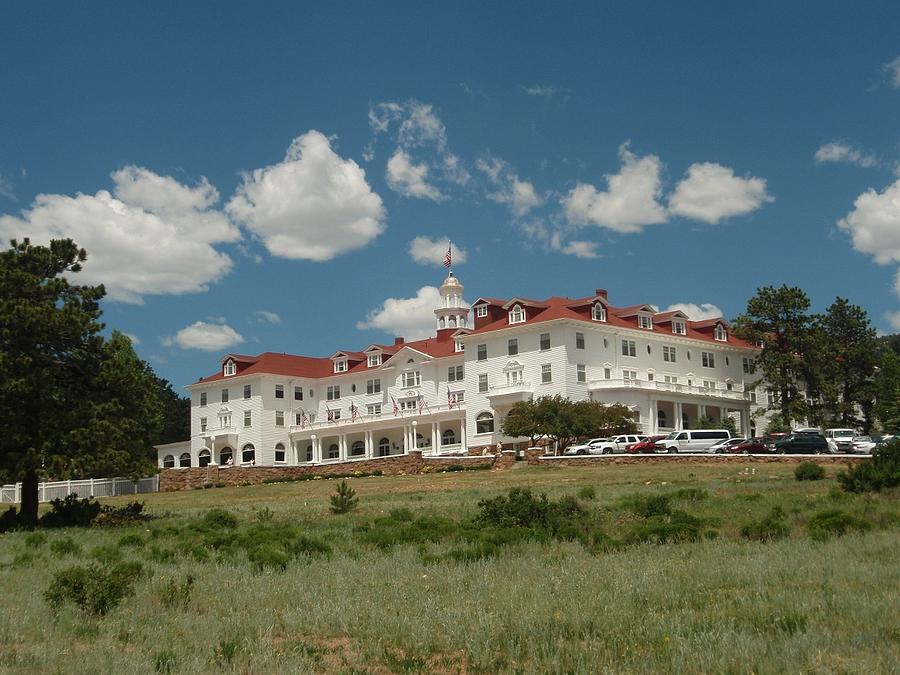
[577,486,596,501]
[118,533,145,548]
[837,439,900,493]
[795,462,825,481]
[45,560,144,615]
[158,574,194,610]
[154,650,177,674]
[39,494,101,528]
[200,508,239,529]
[671,487,709,502]
[90,545,124,564]
[253,506,274,522]
[248,544,290,572]
[0,506,21,533]
[741,506,790,542]
[25,532,47,548]
[623,493,672,518]
[95,501,149,527]
[329,480,358,515]
[50,536,82,557]
[807,509,871,541]
[625,510,709,544]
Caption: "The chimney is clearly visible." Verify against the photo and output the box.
[595,288,608,300]
[394,337,405,345]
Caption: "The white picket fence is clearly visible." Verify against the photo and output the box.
[0,475,159,504]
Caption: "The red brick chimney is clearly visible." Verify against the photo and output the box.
[595,288,608,300]
[394,337,405,345]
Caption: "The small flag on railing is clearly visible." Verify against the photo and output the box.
[417,393,425,412]
[443,241,452,269]
[327,406,336,423]
[350,403,359,422]
[447,387,454,409]
[391,395,399,416]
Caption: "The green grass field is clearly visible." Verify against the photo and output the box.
[1,462,899,673]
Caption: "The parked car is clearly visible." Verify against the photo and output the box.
[563,438,609,455]
[594,434,648,454]
[709,438,747,454]
[626,435,667,453]
[774,431,828,454]
[726,437,772,454]
[851,436,877,454]
[654,429,732,453]
[824,428,856,454]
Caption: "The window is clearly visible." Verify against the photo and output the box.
[327,443,339,459]
[665,375,678,384]
[703,380,716,390]
[442,429,456,445]
[476,305,488,318]
[476,412,495,434]
[714,325,727,341]
[244,410,251,427]
[274,384,283,399]
[477,344,487,361]
[221,389,229,403]
[541,364,552,383]
[663,346,677,363]
[742,357,756,374]
[163,454,175,468]
[366,378,381,395]
[367,403,382,416]
[243,384,252,399]
[402,370,421,388]
[198,449,211,468]
[400,399,417,411]
[450,391,464,404]
[592,304,607,321]
[701,351,715,368]
[478,373,488,393]
[638,314,653,329]
[295,412,303,425]
[508,338,518,356]
[199,392,207,407]
[540,333,551,351]
[275,411,284,427]
[672,320,686,335]
[604,367,612,379]
[241,444,255,464]
[327,408,342,421]
[378,437,390,456]
[647,371,655,381]
[576,332,585,349]
[220,447,232,465]
[224,360,236,376]
[351,440,365,457]
[577,364,586,382]
[509,305,525,324]
[448,365,464,382]
[294,386,303,401]
[274,443,286,463]
[623,369,637,382]
[455,340,464,352]
[327,385,341,401]
[368,353,381,367]
[334,359,347,373]
[621,340,636,357]
[657,410,668,428]
[507,368,523,385]
[200,417,208,432]
[179,453,191,468]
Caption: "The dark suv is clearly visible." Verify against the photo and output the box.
[773,431,828,454]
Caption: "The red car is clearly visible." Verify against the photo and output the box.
[626,435,667,454]
[726,437,773,454]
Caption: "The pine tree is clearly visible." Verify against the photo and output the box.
[329,480,358,514]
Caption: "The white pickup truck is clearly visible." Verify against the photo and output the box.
[594,435,647,454]
[824,428,856,454]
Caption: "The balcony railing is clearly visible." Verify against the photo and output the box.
[588,378,747,400]
[290,402,465,433]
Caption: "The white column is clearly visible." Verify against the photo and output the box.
[339,434,347,461]
[698,404,706,420]
[431,422,438,455]
[311,435,319,463]
[460,419,467,453]
[649,398,657,434]
[403,425,409,454]
[675,402,683,430]
[411,421,418,451]
[365,430,372,458]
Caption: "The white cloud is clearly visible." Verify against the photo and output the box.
[443,153,471,186]
[386,150,444,200]
[555,239,599,258]
[668,163,773,224]
[163,321,244,351]
[814,142,878,168]
[357,286,444,340]
[664,303,724,321]
[255,310,282,325]
[837,179,900,265]
[226,130,385,262]
[883,55,900,88]
[0,173,15,201]
[409,236,467,267]
[562,143,667,233]
[397,103,448,151]
[524,84,560,98]
[886,310,900,331]
[0,166,239,303]
[477,156,542,216]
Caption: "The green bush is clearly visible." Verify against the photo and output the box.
[795,462,825,481]
[49,536,82,557]
[625,510,709,544]
[248,544,290,572]
[45,560,144,615]
[329,480,358,515]
[200,508,239,529]
[95,501,149,527]
[158,574,194,610]
[671,487,709,502]
[0,506,21,533]
[154,649,177,674]
[623,493,672,518]
[807,509,871,541]
[25,532,47,548]
[741,506,790,542]
[577,486,596,500]
[39,494,101,528]
[837,439,900,492]
[118,533,145,548]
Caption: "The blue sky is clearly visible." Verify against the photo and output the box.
[2,1,899,389]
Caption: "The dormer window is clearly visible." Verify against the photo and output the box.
[508,305,525,324]
[638,314,653,330]
[367,353,381,367]
[592,304,607,322]
[455,340,465,352]
[475,305,488,318]
[714,325,727,341]
[334,359,347,373]
[223,360,236,376]
[672,320,686,335]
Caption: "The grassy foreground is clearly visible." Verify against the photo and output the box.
[1,462,899,673]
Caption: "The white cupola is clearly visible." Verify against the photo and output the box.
[434,273,469,334]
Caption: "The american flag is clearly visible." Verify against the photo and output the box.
[326,406,336,423]
[391,395,399,416]
[350,403,359,422]
[298,408,308,429]
[447,387,454,409]
[417,393,425,412]
[443,242,452,269]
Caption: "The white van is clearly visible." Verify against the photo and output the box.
[654,429,732,453]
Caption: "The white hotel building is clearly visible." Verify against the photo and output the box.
[158,274,762,469]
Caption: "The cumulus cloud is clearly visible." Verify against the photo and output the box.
[226,130,385,262]
[476,156,542,216]
[837,179,900,265]
[524,84,560,98]
[255,310,282,325]
[554,239,599,258]
[357,286,444,340]
[562,143,667,233]
[668,162,773,224]
[814,142,878,168]
[386,150,444,200]
[0,166,239,303]
[886,310,900,331]
[664,303,724,321]
[883,55,900,89]
[163,321,244,351]
[0,173,15,201]
[896,270,900,298]
[409,236,467,267]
